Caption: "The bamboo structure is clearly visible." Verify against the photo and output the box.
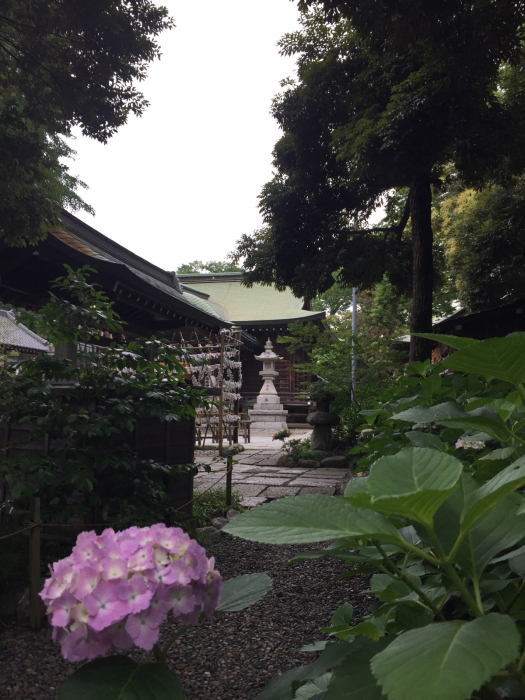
[172,329,243,449]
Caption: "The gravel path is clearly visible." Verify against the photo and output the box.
[0,535,369,699]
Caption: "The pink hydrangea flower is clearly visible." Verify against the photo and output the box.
[41,524,223,662]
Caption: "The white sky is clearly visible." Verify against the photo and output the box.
[66,0,302,271]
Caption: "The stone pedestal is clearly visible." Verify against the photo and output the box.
[248,339,288,430]
[306,411,340,451]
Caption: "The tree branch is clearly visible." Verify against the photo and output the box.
[394,197,411,242]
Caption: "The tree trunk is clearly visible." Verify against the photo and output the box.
[409,175,434,362]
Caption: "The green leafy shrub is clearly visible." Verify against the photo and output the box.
[351,334,525,476]
[283,437,327,462]
[190,487,243,529]
[0,265,207,525]
[224,333,525,700]
[273,428,292,442]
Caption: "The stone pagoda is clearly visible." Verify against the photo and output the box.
[248,339,288,430]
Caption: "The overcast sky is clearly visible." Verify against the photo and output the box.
[67,0,302,271]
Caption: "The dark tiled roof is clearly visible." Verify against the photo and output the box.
[0,310,49,353]
[52,213,227,328]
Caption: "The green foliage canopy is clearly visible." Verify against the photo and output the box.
[437,177,525,311]
[0,0,173,246]
[235,2,525,361]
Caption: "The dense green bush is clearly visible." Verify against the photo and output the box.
[225,333,525,700]
[0,265,207,525]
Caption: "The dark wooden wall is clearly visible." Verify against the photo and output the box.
[0,411,195,515]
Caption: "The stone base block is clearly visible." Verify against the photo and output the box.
[250,421,288,430]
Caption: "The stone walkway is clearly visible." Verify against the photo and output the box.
[193,441,351,507]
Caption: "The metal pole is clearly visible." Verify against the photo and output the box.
[351,288,357,403]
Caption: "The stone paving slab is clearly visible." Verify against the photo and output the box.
[288,478,339,487]
[243,477,290,486]
[232,484,266,496]
[274,470,308,477]
[265,486,300,498]
[191,437,351,509]
[290,472,342,480]
[299,485,336,495]
[242,466,282,472]
[241,496,269,507]
[228,464,260,472]
[311,468,350,475]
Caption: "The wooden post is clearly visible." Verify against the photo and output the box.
[226,455,233,507]
[29,497,42,631]
[218,332,224,457]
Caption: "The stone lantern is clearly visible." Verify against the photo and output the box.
[248,339,288,429]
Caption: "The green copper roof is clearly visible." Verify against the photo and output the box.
[178,275,325,324]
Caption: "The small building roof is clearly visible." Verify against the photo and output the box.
[178,273,325,325]
[0,310,49,354]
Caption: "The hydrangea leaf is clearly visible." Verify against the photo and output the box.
[434,476,525,577]
[255,641,354,700]
[323,637,391,699]
[393,403,511,442]
[411,333,479,350]
[442,335,525,385]
[59,656,184,700]
[371,615,520,700]
[461,457,525,530]
[216,573,272,612]
[222,495,402,544]
[366,448,462,525]
[405,431,445,451]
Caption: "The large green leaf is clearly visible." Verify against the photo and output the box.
[255,642,354,700]
[411,333,479,350]
[395,402,512,442]
[366,448,462,524]
[294,673,332,699]
[394,603,432,631]
[442,335,525,385]
[371,615,520,700]
[461,457,525,531]
[405,431,445,451]
[324,637,390,700]
[59,657,184,700]
[344,477,371,507]
[434,477,525,578]
[331,602,354,626]
[222,495,402,544]
[216,573,272,612]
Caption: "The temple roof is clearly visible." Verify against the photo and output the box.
[178,274,325,325]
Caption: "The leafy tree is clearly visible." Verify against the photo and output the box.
[234,4,525,361]
[0,0,173,246]
[176,260,243,274]
[0,0,173,140]
[436,177,525,311]
[311,273,354,315]
[0,96,92,246]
